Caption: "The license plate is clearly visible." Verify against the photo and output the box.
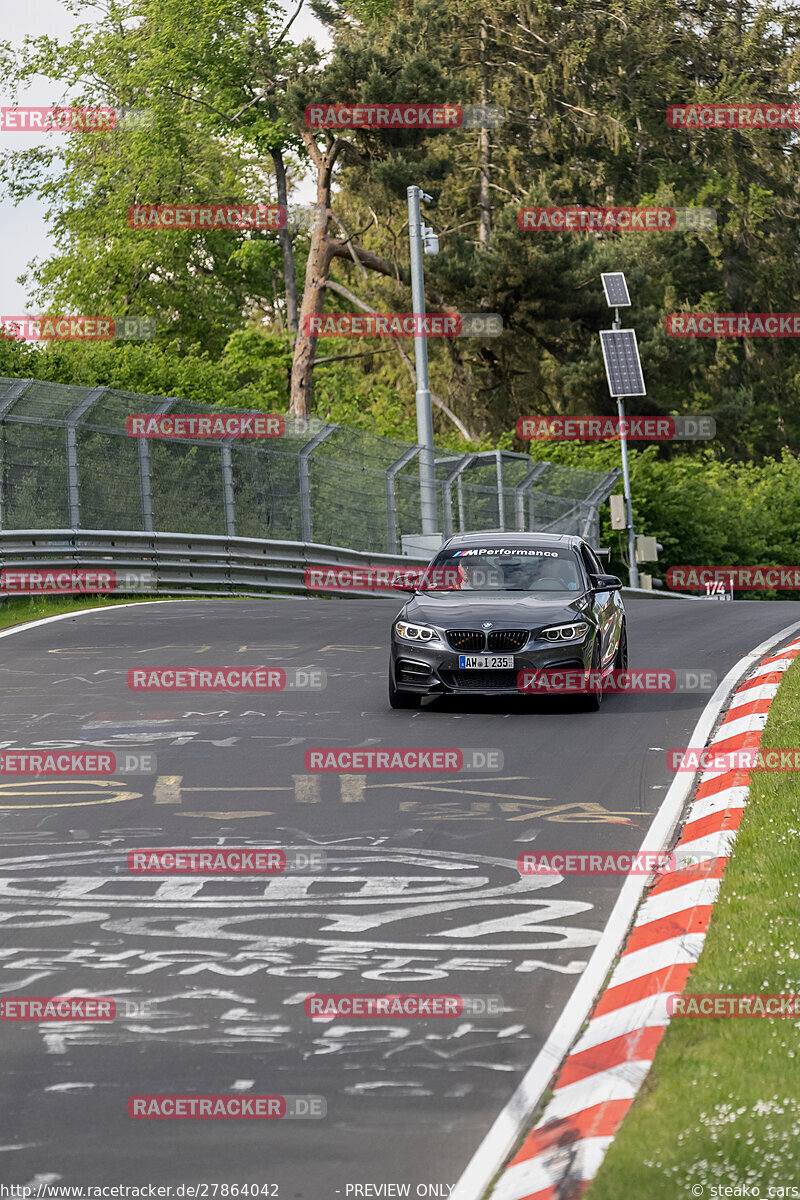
[459,654,514,669]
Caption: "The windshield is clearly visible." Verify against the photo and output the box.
[423,546,584,592]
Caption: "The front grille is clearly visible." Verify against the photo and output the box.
[397,659,433,685]
[487,630,528,653]
[441,669,519,690]
[447,630,485,652]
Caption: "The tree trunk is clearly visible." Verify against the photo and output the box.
[271,142,298,334]
[289,139,336,418]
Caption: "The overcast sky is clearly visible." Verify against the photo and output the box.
[0,0,330,315]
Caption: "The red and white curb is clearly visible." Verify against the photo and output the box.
[451,624,800,1200]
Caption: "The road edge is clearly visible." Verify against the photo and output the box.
[450,618,800,1200]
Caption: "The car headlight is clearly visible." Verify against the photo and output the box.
[540,621,590,642]
[395,621,441,644]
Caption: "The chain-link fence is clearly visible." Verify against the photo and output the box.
[0,377,620,551]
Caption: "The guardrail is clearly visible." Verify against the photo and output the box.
[0,529,430,599]
[621,585,697,600]
[0,530,695,601]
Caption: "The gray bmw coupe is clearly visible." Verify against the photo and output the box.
[388,531,626,710]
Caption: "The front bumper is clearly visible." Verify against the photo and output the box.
[390,637,593,695]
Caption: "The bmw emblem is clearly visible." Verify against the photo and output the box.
[481,622,493,629]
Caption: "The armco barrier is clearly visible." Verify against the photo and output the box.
[0,530,697,601]
[620,585,699,600]
[0,529,429,599]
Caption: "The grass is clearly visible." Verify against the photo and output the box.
[0,593,178,631]
[588,654,800,1197]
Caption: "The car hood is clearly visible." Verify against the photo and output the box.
[403,591,590,628]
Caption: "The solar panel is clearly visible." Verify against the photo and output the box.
[601,272,631,307]
[599,329,646,397]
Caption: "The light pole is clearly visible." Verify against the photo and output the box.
[407,184,438,535]
[599,273,645,589]
[612,308,639,588]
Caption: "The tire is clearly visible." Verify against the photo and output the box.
[389,675,422,709]
[613,620,628,670]
[579,637,604,711]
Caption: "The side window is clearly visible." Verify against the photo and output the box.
[579,545,601,580]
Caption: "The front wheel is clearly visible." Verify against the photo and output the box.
[614,620,628,670]
[579,637,604,711]
[389,675,421,709]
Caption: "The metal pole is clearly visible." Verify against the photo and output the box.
[513,462,550,531]
[612,308,639,587]
[65,386,108,530]
[442,454,477,538]
[220,441,236,538]
[407,185,437,534]
[386,444,421,554]
[0,380,34,532]
[495,448,505,531]
[578,467,623,544]
[139,398,175,532]
[299,423,337,543]
[616,396,639,588]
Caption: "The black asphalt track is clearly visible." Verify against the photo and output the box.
[0,596,798,1195]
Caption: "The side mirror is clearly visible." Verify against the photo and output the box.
[590,573,623,591]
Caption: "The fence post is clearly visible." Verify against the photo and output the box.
[0,380,34,531]
[299,424,336,543]
[220,441,236,537]
[65,387,108,528]
[386,444,421,554]
[514,462,550,531]
[495,448,505,531]
[139,399,176,532]
[443,454,477,539]
[578,468,623,547]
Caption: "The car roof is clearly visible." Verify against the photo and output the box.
[440,531,583,550]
